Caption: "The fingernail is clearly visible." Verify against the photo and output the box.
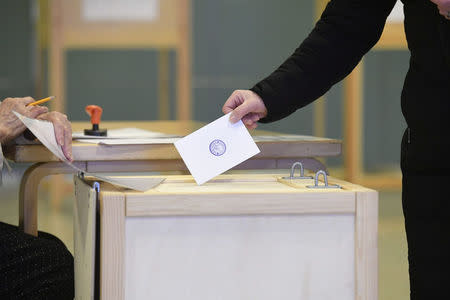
[229,114,237,123]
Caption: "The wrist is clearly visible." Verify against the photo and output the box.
[248,90,268,116]
[0,126,9,144]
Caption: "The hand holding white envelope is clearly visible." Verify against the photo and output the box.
[175,113,260,185]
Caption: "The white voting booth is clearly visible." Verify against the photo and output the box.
[74,170,377,300]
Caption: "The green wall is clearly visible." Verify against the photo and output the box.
[0,0,34,99]
[66,49,177,121]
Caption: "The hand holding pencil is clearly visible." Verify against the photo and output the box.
[0,97,49,143]
[0,96,73,161]
[28,96,73,161]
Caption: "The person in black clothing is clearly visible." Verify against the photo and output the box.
[223,0,449,299]
[0,97,74,299]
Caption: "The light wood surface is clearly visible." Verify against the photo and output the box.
[158,49,170,120]
[343,62,363,183]
[58,0,179,49]
[99,190,126,300]
[74,176,97,300]
[6,121,341,163]
[125,174,355,217]
[177,0,192,120]
[355,190,379,300]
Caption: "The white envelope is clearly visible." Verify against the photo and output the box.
[174,113,260,185]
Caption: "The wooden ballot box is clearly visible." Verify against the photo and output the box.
[73,172,377,300]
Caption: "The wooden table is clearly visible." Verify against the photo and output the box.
[4,121,341,236]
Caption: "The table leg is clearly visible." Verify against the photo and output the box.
[19,162,86,236]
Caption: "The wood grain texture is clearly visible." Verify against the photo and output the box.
[73,176,97,300]
[124,214,355,299]
[6,121,341,162]
[121,174,356,217]
[126,192,356,217]
[177,0,191,120]
[158,49,170,120]
[355,190,378,300]
[60,0,179,48]
[99,191,126,300]
[343,62,364,183]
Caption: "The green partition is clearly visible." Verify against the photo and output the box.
[66,49,176,121]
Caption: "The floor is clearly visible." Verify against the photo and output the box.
[0,168,409,299]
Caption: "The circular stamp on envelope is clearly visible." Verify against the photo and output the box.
[209,139,226,156]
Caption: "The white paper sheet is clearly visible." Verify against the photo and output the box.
[77,138,180,145]
[174,113,260,185]
[14,112,163,191]
[72,128,176,139]
[14,111,67,162]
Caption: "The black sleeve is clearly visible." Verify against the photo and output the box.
[251,0,397,123]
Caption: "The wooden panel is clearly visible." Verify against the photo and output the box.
[355,190,378,300]
[6,121,341,162]
[177,0,191,120]
[73,176,97,300]
[49,0,65,113]
[126,192,356,217]
[158,49,170,120]
[343,62,364,182]
[124,214,355,299]
[61,0,179,48]
[125,174,355,217]
[99,191,126,300]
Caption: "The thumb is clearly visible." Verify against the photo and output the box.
[229,102,251,123]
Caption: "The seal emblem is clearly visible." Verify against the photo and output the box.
[209,139,226,156]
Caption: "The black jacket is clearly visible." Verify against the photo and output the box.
[251,0,450,132]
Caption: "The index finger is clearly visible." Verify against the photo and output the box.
[222,104,234,114]
[222,91,243,114]
[16,96,35,105]
[222,96,235,114]
[62,124,73,161]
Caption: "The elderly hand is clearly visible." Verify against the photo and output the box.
[430,0,450,19]
[0,97,48,144]
[37,112,73,162]
[222,90,268,130]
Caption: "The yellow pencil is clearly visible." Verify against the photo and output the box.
[27,96,55,106]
